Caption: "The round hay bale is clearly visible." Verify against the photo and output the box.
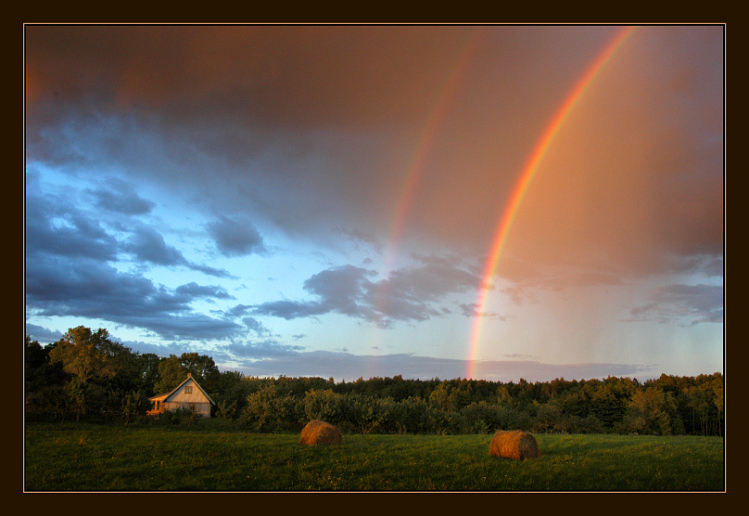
[299,419,343,445]
[489,430,540,460]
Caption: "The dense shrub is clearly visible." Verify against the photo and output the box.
[239,386,304,432]
[153,407,202,426]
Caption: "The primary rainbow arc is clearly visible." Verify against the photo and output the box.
[465,26,639,380]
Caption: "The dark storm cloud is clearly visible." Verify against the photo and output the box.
[372,256,484,323]
[25,25,479,130]
[381,254,482,302]
[253,256,483,326]
[335,226,383,253]
[21,25,571,256]
[186,262,236,279]
[207,216,266,257]
[25,25,723,285]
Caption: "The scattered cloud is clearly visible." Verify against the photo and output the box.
[625,283,723,326]
[88,178,156,215]
[25,255,242,340]
[26,191,119,262]
[122,224,235,278]
[24,323,63,343]
[207,215,266,257]
[175,282,233,300]
[26,187,233,279]
[253,256,484,327]
[124,339,195,357]
[125,225,189,267]
[459,303,504,319]
[701,257,724,277]
[242,317,274,337]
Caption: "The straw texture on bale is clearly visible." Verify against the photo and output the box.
[299,420,343,445]
[489,430,540,460]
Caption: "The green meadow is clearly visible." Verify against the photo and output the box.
[24,420,724,491]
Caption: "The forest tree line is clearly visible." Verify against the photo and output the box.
[25,326,724,436]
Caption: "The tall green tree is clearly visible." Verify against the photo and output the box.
[153,352,220,395]
[25,336,69,417]
[45,327,143,420]
[25,336,67,393]
[429,381,452,411]
[49,327,130,383]
[135,353,163,396]
[625,386,682,435]
[711,375,724,436]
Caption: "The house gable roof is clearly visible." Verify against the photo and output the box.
[149,373,216,405]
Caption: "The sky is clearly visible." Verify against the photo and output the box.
[24,24,724,383]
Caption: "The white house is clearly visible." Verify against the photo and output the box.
[148,373,216,418]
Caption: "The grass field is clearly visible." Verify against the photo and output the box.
[24,421,724,491]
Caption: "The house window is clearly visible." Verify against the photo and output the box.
[185,386,193,394]
[189,404,196,412]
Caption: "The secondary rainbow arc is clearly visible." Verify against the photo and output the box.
[381,29,486,277]
[372,29,486,339]
[366,30,487,377]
